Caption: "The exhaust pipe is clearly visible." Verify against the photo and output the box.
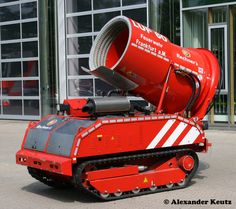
[82,97,131,115]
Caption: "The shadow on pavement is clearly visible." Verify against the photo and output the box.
[195,161,209,179]
[189,161,209,186]
[22,182,98,203]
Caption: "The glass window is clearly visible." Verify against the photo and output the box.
[183,9,207,48]
[212,7,226,23]
[210,27,226,90]
[123,8,147,26]
[214,94,228,115]
[149,0,180,44]
[22,22,37,38]
[94,11,121,31]
[66,0,91,13]
[67,36,92,55]
[21,2,37,19]
[95,79,115,96]
[3,100,22,115]
[22,41,38,58]
[182,0,236,8]
[68,79,93,96]
[122,0,146,6]
[67,15,92,34]
[2,80,22,96]
[23,60,38,77]
[2,62,21,78]
[0,5,20,22]
[64,0,148,109]
[24,100,39,115]
[0,1,39,119]
[1,24,20,41]
[68,58,89,76]
[0,0,16,3]
[23,80,39,96]
[93,0,120,10]
[1,43,21,59]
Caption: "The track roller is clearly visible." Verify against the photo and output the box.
[100,192,110,198]
[114,190,123,197]
[166,183,174,189]
[149,184,157,191]
[132,187,140,194]
[177,179,186,186]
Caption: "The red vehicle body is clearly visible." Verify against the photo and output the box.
[16,16,219,200]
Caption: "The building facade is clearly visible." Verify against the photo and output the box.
[0,0,235,124]
[180,0,236,124]
[0,0,39,119]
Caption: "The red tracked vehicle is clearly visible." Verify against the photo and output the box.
[16,16,220,200]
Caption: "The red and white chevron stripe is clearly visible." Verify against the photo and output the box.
[146,119,201,149]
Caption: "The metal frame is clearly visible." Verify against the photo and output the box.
[181,1,236,11]
[229,6,235,124]
[208,24,228,93]
[57,0,67,103]
[0,0,41,120]
[208,23,229,122]
[180,0,183,47]
[58,0,148,101]
[0,0,37,8]
[208,24,228,122]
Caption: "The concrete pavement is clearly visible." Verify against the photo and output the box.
[0,120,235,209]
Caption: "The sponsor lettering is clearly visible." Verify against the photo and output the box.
[36,125,53,130]
[177,53,199,66]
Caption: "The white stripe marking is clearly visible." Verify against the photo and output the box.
[81,132,88,138]
[95,123,102,128]
[74,147,78,156]
[76,139,81,147]
[162,122,187,147]
[179,127,200,145]
[88,127,95,133]
[146,119,175,150]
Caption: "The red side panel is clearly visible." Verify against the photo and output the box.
[87,166,139,181]
[89,168,186,194]
[86,156,187,194]
[75,116,205,159]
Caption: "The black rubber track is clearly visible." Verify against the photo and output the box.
[27,167,71,189]
[73,148,199,201]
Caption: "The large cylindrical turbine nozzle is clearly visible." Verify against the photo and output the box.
[88,16,220,119]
